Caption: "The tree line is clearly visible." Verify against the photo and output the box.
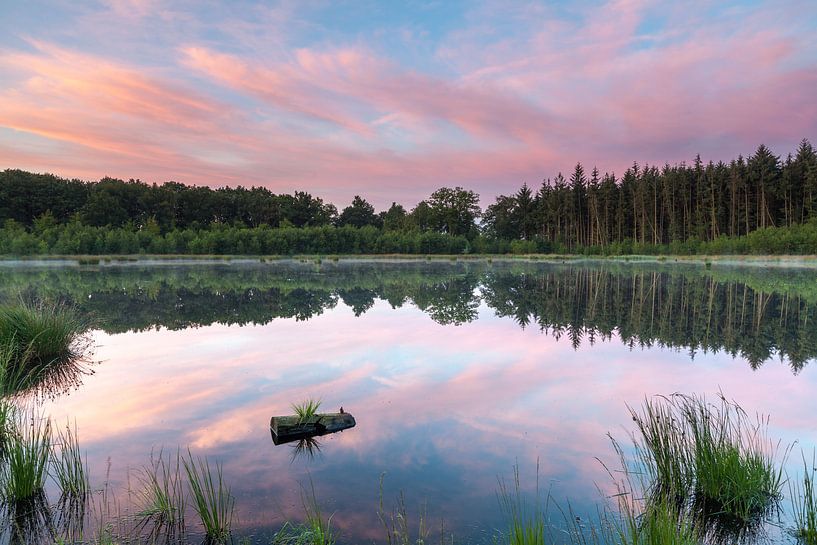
[1,139,816,255]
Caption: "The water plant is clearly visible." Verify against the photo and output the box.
[0,301,89,369]
[183,450,234,543]
[378,473,429,545]
[790,452,817,544]
[496,463,549,545]
[0,301,90,397]
[628,393,784,526]
[300,478,335,545]
[136,448,186,536]
[291,398,322,423]
[610,496,700,545]
[2,412,52,502]
[51,421,89,499]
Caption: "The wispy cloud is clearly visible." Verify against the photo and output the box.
[0,0,814,206]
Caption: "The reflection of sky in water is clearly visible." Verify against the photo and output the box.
[40,292,817,543]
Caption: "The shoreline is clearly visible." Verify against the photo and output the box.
[2,253,817,268]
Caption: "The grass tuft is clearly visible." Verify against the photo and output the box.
[791,452,817,544]
[51,421,89,499]
[183,449,234,543]
[2,411,52,502]
[0,301,91,397]
[378,473,429,545]
[291,398,322,423]
[497,463,549,545]
[628,392,784,527]
[137,448,186,537]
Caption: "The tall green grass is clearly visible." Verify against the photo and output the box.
[628,393,784,526]
[136,449,186,542]
[609,497,701,545]
[497,464,548,545]
[183,450,234,543]
[51,421,89,499]
[0,397,16,451]
[790,452,817,544]
[2,412,52,502]
[300,478,335,545]
[0,301,90,396]
[0,301,88,367]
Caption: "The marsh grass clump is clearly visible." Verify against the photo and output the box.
[183,450,234,543]
[629,393,784,527]
[299,478,335,545]
[610,496,700,545]
[0,301,88,368]
[0,301,91,397]
[0,398,16,451]
[292,398,322,423]
[496,464,550,545]
[790,452,817,544]
[51,421,89,499]
[2,412,52,503]
[628,396,692,503]
[137,449,186,536]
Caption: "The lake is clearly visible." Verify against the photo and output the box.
[2,258,816,544]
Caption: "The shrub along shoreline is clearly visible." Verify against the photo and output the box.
[3,218,817,257]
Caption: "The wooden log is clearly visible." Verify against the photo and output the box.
[270,412,356,445]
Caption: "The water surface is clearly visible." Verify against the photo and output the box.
[2,259,817,544]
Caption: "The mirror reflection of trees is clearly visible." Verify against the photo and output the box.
[1,261,816,371]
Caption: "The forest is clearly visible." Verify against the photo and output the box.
[1,139,816,255]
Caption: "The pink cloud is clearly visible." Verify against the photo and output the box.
[1,0,814,207]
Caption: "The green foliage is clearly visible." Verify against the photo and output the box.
[2,412,52,502]
[292,398,322,423]
[183,450,235,543]
[51,421,88,499]
[610,496,701,545]
[629,393,784,524]
[0,301,90,396]
[137,449,186,532]
[790,452,817,544]
[496,464,548,545]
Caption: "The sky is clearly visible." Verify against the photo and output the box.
[1,0,816,209]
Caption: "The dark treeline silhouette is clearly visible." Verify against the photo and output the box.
[2,139,816,255]
[2,261,816,371]
[483,140,817,251]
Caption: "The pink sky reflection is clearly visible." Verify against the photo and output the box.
[41,298,817,538]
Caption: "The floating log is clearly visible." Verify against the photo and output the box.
[270,412,356,445]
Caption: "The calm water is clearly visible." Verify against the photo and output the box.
[3,258,817,544]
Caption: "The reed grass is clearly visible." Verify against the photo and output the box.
[2,412,52,502]
[628,393,783,524]
[378,473,430,545]
[183,450,234,543]
[136,449,186,536]
[611,497,700,545]
[496,463,551,545]
[0,301,88,368]
[0,398,16,452]
[51,421,89,499]
[790,452,817,544]
[0,301,91,397]
[299,478,335,545]
[680,393,784,522]
[627,395,691,502]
